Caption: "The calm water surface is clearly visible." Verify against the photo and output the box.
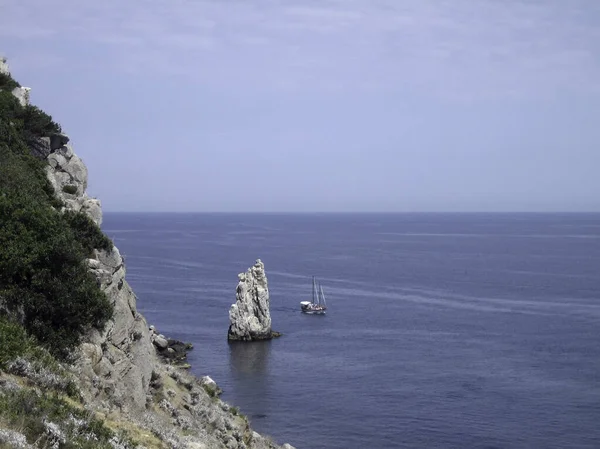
[102,213,600,449]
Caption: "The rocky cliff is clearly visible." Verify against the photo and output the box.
[228,260,277,341]
[0,58,295,449]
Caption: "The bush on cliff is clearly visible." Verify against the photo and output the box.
[0,316,32,370]
[63,209,113,255]
[0,77,112,359]
[0,71,20,92]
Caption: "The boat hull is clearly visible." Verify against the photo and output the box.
[301,309,326,315]
[300,302,327,315]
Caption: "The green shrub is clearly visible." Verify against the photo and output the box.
[0,89,61,140]
[62,210,113,255]
[0,389,139,448]
[202,383,218,398]
[0,316,33,370]
[21,104,62,135]
[0,72,20,91]
[62,184,78,194]
[0,77,113,360]
[0,316,80,398]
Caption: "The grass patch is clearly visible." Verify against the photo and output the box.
[0,389,133,448]
[202,383,218,398]
[0,316,80,399]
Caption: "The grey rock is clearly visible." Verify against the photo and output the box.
[55,144,74,158]
[50,133,70,150]
[0,429,34,449]
[62,154,88,189]
[0,377,22,392]
[43,420,66,447]
[81,197,103,225]
[199,375,222,396]
[154,335,169,349]
[200,375,218,389]
[7,357,74,392]
[28,136,52,160]
[81,342,103,367]
[228,259,273,341]
[184,443,207,449]
[11,86,30,106]
[87,258,101,269]
[96,247,123,272]
[0,57,9,75]
[48,152,68,169]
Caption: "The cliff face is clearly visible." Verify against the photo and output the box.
[45,147,155,411]
[0,59,294,449]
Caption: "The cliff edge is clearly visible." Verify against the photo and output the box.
[0,58,295,449]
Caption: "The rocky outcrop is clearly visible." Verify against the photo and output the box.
[11,86,31,106]
[77,245,157,413]
[150,324,194,365]
[45,140,103,225]
[0,58,295,449]
[0,57,9,75]
[228,259,277,341]
[0,58,31,107]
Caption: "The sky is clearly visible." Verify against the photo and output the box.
[1,0,599,212]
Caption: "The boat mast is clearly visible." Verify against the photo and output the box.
[319,284,327,307]
[312,276,316,304]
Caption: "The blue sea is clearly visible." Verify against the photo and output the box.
[102,213,600,449]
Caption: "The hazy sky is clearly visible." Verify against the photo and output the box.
[1,0,599,212]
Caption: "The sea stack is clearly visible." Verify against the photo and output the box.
[228,259,278,341]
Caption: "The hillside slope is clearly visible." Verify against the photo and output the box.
[0,57,295,449]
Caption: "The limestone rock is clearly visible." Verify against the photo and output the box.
[199,375,222,396]
[81,197,103,225]
[227,259,274,341]
[0,57,9,75]
[154,335,169,349]
[28,136,53,160]
[44,141,106,227]
[11,86,31,107]
[149,325,194,364]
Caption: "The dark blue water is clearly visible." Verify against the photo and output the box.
[102,213,600,449]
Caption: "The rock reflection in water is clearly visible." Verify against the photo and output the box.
[229,341,272,419]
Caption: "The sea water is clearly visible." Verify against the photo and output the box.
[102,213,600,449]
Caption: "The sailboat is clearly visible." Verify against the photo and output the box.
[300,276,327,315]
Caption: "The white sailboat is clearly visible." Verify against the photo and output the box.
[300,276,327,315]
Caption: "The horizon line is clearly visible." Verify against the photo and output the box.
[101,210,600,214]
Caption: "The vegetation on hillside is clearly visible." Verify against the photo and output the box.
[0,72,20,92]
[0,71,113,359]
[0,388,141,449]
